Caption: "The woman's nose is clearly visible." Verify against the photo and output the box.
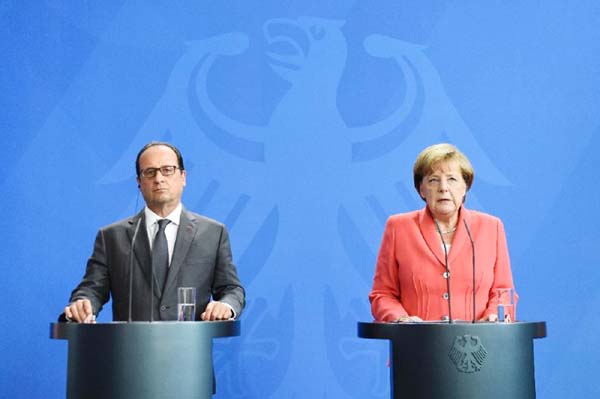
[438,179,449,191]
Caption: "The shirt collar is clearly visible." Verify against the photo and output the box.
[144,203,182,227]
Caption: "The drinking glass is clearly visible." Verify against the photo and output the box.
[496,288,515,323]
[177,287,197,321]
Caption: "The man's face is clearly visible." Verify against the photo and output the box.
[136,145,186,215]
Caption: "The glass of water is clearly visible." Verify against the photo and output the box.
[177,287,197,321]
[496,288,515,323]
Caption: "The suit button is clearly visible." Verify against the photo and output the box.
[443,271,450,279]
[441,315,449,321]
[442,293,449,300]
[160,306,167,311]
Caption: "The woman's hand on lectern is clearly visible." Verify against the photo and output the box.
[480,313,498,322]
[395,315,423,323]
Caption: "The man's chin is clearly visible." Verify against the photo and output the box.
[148,198,173,208]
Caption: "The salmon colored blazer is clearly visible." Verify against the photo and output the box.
[369,206,517,322]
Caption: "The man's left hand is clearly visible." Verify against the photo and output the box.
[201,301,234,321]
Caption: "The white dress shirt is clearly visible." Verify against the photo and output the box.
[144,203,182,266]
[143,203,235,318]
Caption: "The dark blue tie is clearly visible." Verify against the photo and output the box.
[152,219,170,293]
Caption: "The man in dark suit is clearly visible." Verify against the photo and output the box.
[64,142,244,322]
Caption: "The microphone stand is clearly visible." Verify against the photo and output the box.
[463,219,476,323]
[150,248,155,323]
[128,218,142,322]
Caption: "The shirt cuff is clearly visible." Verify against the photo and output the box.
[222,302,236,319]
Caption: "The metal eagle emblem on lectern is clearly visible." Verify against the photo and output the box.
[448,334,488,373]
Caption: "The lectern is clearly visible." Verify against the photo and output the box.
[50,321,240,399]
[358,321,546,399]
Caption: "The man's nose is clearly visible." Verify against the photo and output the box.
[152,172,166,181]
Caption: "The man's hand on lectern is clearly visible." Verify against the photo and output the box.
[64,298,96,323]
[201,301,234,321]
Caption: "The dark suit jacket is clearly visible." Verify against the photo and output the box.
[68,207,245,321]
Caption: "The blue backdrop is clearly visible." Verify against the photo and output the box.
[2,1,600,397]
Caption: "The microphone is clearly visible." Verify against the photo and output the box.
[150,237,155,323]
[463,219,476,323]
[434,220,453,324]
[128,217,143,322]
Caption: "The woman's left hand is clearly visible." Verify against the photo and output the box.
[480,313,498,322]
[396,315,424,323]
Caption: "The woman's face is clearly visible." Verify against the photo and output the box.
[419,160,467,222]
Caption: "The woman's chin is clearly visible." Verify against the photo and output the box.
[431,206,457,219]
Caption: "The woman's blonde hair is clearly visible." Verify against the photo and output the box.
[413,143,474,199]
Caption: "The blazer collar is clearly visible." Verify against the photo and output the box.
[128,207,200,299]
[162,207,198,294]
[127,211,154,293]
[419,206,472,268]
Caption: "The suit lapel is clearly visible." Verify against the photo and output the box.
[128,212,155,295]
[163,208,197,294]
[419,208,447,267]
[448,207,470,266]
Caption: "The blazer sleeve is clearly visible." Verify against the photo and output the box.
[211,225,245,317]
[67,229,112,316]
[481,218,518,319]
[369,217,409,321]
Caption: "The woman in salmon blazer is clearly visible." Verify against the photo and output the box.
[369,143,517,322]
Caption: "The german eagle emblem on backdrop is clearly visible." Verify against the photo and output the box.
[448,335,488,373]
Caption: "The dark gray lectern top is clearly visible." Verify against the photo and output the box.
[51,320,240,340]
[50,321,240,399]
[358,321,547,399]
[358,320,546,339]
